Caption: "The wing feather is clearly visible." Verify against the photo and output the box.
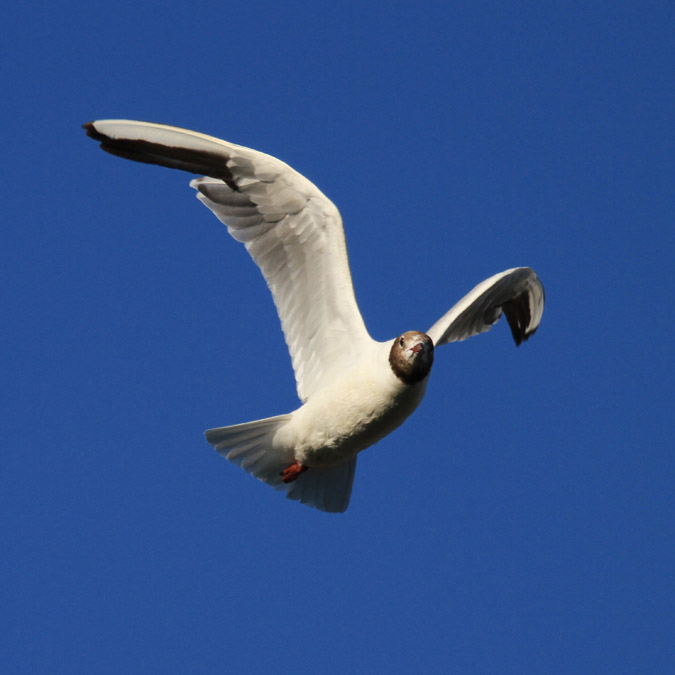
[84,120,372,401]
[427,267,544,347]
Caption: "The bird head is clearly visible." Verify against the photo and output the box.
[388,331,434,385]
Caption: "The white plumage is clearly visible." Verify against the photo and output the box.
[85,119,545,513]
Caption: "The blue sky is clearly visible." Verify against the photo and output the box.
[3,1,673,673]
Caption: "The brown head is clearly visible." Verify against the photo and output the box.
[388,331,434,385]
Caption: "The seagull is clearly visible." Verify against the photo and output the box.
[84,120,545,513]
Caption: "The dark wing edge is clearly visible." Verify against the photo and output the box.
[503,282,543,346]
[83,121,240,190]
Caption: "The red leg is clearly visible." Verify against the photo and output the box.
[280,461,308,483]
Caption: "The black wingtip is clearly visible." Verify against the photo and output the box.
[503,293,534,347]
[81,121,241,191]
[83,121,105,141]
[514,326,538,347]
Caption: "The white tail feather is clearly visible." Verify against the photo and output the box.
[286,457,357,513]
[205,415,357,512]
[205,414,293,489]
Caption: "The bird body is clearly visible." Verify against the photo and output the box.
[204,333,433,512]
[279,337,430,468]
[84,119,544,512]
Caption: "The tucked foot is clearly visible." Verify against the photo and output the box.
[280,462,308,483]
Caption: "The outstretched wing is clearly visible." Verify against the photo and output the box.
[426,267,544,347]
[84,120,372,402]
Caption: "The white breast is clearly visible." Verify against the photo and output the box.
[276,341,430,468]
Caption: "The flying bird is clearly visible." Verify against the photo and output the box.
[84,120,545,513]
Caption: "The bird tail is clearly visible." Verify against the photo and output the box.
[205,414,357,513]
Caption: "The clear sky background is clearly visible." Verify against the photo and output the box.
[3,2,673,673]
